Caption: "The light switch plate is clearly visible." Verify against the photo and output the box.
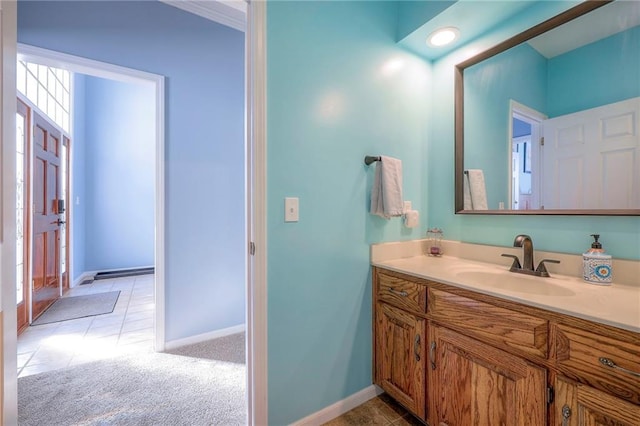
[285,197,299,222]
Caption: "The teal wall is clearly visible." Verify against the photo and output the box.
[429,10,640,261]
[547,26,640,117]
[267,1,431,423]
[464,43,547,209]
[266,2,639,424]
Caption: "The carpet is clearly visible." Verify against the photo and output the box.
[18,332,247,425]
[31,291,120,326]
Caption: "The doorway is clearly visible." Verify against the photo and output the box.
[16,44,165,353]
[509,100,547,210]
[3,1,262,423]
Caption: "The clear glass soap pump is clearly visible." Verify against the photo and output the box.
[427,228,443,256]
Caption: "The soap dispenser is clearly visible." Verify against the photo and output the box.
[583,234,613,285]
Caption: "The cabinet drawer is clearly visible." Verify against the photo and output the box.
[376,272,427,313]
[553,323,640,405]
[428,289,548,359]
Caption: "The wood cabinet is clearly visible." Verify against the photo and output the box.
[552,324,640,405]
[375,303,426,420]
[372,267,640,426]
[429,324,546,426]
[554,376,640,426]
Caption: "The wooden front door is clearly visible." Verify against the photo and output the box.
[16,99,30,332]
[31,111,63,320]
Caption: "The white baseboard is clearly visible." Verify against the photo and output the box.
[71,265,155,288]
[163,323,246,351]
[291,385,384,426]
[72,271,97,287]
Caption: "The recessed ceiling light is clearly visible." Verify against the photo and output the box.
[427,27,460,47]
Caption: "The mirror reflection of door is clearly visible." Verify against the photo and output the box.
[541,97,640,209]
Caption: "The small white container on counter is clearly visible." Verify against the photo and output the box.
[583,234,613,285]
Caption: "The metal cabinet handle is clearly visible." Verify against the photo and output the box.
[561,405,572,426]
[414,335,421,362]
[599,357,640,377]
[388,288,408,297]
[430,341,436,370]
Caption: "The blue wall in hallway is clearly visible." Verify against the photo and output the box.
[267,1,431,423]
[72,74,86,281]
[83,76,155,272]
[18,1,246,341]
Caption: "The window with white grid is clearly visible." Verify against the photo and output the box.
[17,60,71,133]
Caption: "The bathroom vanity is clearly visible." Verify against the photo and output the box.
[372,244,640,426]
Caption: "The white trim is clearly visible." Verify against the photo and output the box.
[161,0,247,32]
[154,75,166,352]
[72,271,95,287]
[16,44,167,354]
[17,44,160,88]
[509,100,546,211]
[290,385,384,426]
[1,1,19,423]
[164,323,246,350]
[246,0,267,424]
[71,266,155,287]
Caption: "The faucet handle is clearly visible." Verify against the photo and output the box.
[536,259,560,277]
[501,254,521,271]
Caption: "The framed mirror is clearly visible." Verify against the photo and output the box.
[455,0,640,215]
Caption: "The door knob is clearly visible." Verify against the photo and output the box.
[51,218,66,226]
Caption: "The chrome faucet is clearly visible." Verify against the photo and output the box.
[501,234,560,277]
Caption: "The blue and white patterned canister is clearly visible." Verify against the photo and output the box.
[583,252,613,285]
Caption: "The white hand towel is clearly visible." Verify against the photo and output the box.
[466,169,488,210]
[370,155,404,219]
[463,173,472,210]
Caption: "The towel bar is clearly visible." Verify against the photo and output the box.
[364,156,381,165]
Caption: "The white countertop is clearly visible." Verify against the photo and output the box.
[373,255,640,333]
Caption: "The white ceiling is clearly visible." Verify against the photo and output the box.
[528,0,640,58]
[160,0,247,32]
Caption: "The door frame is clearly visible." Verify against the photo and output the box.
[2,3,269,425]
[17,43,166,350]
[246,1,268,424]
[508,100,546,210]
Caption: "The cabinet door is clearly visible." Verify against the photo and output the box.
[375,302,426,420]
[554,376,640,426]
[429,325,546,426]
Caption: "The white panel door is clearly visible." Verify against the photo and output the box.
[542,97,640,209]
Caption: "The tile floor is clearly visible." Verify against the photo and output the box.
[17,274,155,378]
[323,394,424,426]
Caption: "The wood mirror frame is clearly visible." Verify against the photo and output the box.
[454,0,640,216]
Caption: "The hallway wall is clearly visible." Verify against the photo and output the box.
[19,1,246,341]
[72,75,155,279]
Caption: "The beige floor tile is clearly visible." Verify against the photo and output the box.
[17,275,156,376]
[323,395,417,426]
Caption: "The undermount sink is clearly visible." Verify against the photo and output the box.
[455,271,576,297]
